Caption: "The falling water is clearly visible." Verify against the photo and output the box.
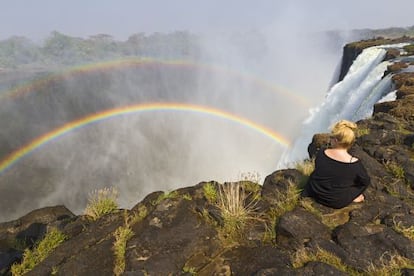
[279,43,411,167]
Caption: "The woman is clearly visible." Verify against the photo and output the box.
[302,120,370,209]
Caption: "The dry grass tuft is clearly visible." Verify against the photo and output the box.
[84,187,119,220]
[366,252,414,275]
[238,171,261,184]
[295,159,315,176]
[292,248,414,275]
[299,197,322,217]
[295,159,315,188]
[291,247,360,275]
[215,181,260,245]
[392,217,414,241]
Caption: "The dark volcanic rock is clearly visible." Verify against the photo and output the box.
[333,223,414,270]
[262,169,303,205]
[296,261,348,276]
[124,186,221,275]
[0,206,75,272]
[2,36,414,275]
[223,246,291,275]
[276,208,331,250]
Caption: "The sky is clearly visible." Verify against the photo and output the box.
[1,0,414,41]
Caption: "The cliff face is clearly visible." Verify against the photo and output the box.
[1,38,414,275]
[338,36,413,82]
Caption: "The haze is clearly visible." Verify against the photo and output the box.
[1,0,413,40]
[0,0,413,221]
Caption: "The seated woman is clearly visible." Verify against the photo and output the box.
[302,120,370,209]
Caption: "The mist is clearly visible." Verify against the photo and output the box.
[1,1,407,222]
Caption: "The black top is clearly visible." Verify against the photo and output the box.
[302,149,370,209]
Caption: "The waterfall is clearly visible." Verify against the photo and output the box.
[278,43,410,168]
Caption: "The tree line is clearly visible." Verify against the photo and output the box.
[0,31,201,68]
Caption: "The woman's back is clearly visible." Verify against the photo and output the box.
[303,149,370,208]
[324,148,358,163]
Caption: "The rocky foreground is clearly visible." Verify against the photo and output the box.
[1,38,414,275]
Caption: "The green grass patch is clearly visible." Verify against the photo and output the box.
[203,182,218,203]
[84,187,119,220]
[263,180,301,243]
[11,228,67,275]
[113,207,147,276]
[113,225,134,276]
[152,190,179,206]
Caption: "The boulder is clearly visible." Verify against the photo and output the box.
[276,208,331,250]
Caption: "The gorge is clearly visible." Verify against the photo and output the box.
[0,34,414,274]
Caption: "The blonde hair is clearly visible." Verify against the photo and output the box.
[330,120,357,149]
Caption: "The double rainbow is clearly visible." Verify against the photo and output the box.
[0,58,310,107]
[0,102,290,175]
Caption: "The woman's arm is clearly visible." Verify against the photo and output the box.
[356,164,371,187]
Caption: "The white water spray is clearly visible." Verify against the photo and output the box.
[279,43,410,167]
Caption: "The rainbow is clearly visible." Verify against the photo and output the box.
[0,58,310,107]
[0,102,290,175]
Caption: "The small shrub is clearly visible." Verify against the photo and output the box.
[84,187,119,220]
[203,182,217,203]
[11,228,67,275]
